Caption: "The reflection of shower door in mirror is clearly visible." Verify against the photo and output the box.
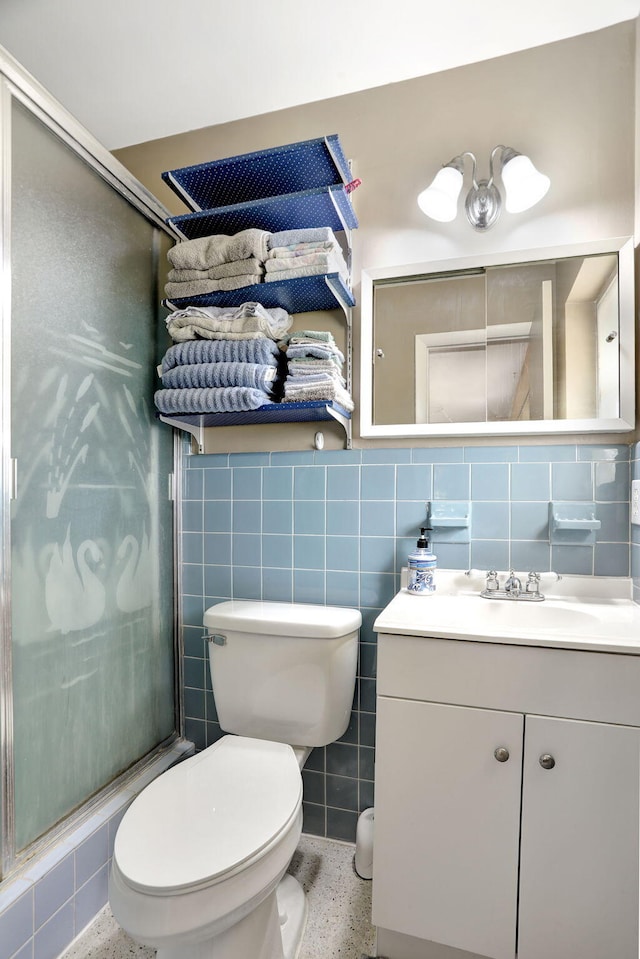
[364,241,631,438]
[5,93,175,857]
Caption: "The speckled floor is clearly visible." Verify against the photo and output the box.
[61,835,376,959]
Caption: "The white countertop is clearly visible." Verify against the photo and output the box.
[374,569,640,654]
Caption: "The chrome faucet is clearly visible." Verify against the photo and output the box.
[479,569,546,602]
[504,570,522,597]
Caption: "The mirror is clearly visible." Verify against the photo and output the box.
[360,238,635,438]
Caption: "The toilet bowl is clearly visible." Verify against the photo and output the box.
[110,599,361,959]
[109,736,306,959]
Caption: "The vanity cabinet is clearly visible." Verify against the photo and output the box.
[372,633,640,959]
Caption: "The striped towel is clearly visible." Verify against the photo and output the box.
[162,362,277,391]
[161,338,280,372]
[154,386,273,415]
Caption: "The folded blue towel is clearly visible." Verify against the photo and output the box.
[161,338,280,372]
[286,343,345,364]
[162,362,277,392]
[154,387,273,415]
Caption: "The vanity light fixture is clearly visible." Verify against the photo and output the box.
[417,145,550,231]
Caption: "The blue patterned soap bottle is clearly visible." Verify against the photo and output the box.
[407,527,437,594]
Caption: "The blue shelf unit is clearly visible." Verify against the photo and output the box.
[158,401,351,453]
[167,184,358,240]
[160,134,357,449]
[162,134,354,212]
[163,272,354,316]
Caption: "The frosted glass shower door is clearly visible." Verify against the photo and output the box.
[9,97,175,851]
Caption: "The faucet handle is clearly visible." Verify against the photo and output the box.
[485,569,500,591]
[526,571,541,594]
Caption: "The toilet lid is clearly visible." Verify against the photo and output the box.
[113,736,302,894]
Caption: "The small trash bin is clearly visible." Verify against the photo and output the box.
[354,807,374,879]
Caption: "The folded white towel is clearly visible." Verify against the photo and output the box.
[168,229,269,271]
[265,264,348,283]
[165,303,292,342]
[283,381,354,412]
[267,227,335,249]
[267,240,339,258]
[265,250,348,275]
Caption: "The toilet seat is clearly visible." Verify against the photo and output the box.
[113,736,302,896]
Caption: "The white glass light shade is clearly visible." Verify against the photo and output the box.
[417,166,464,222]
[501,154,550,213]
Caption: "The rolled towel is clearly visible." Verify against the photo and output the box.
[167,258,264,282]
[168,229,269,271]
[166,304,292,342]
[154,386,273,415]
[161,338,280,372]
[267,227,335,249]
[162,362,277,391]
[164,273,262,299]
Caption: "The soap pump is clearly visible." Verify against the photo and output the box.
[407,525,437,594]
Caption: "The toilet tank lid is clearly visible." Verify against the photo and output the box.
[204,600,361,638]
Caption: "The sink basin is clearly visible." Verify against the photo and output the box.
[374,570,640,653]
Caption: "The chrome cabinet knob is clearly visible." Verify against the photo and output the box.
[539,754,555,770]
[494,747,510,763]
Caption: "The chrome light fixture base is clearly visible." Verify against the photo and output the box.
[465,178,501,231]
[417,144,550,232]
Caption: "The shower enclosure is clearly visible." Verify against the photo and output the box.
[0,50,178,875]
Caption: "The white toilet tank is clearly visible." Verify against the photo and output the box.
[203,600,361,746]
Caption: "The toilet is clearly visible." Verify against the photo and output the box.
[109,599,361,959]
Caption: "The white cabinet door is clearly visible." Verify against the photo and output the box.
[372,697,523,959]
[518,715,640,959]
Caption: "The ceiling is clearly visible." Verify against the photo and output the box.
[0,0,638,150]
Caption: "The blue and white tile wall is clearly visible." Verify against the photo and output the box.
[181,441,634,842]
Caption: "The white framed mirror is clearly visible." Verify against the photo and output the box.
[360,237,635,438]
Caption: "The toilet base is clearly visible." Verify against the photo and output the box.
[277,874,308,959]
[154,874,307,959]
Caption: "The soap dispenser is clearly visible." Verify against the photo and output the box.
[407,526,437,594]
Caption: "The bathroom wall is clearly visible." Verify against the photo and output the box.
[181,441,633,840]
[115,21,640,843]
[116,21,638,452]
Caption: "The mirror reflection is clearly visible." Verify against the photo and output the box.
[371,252,621,429]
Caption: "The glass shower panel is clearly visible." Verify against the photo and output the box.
[10,98,175,851]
